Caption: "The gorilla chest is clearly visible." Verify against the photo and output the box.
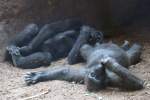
[88,49,129,67]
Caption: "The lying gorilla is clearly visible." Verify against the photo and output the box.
[24,41,144,91]
[5,19,103,68]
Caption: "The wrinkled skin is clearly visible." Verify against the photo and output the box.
[24,41,144,91]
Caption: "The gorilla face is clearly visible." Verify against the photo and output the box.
[84,64,106,91]
[88,31,104,45]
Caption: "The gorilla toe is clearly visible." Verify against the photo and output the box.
[24,72,40,85]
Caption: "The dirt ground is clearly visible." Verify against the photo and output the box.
[0,33,150,100]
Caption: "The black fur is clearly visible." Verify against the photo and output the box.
[5,19,103,68]
[24,41,144,91]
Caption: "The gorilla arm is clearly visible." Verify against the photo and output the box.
[102,57,144,90]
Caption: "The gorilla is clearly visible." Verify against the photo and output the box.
[5,19,103,68]
[24,41,144,91]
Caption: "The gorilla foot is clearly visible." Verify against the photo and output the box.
[24,72,41,85]
[6,45,22,66]
[6,45,21,56]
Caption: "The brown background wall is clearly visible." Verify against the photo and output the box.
[0,0,150,35]
[0,0,150,57]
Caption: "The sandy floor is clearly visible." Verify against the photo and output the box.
[0,34,150,100]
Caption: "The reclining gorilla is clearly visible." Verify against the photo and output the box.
[5,19,103,68]
[24,41,144,91]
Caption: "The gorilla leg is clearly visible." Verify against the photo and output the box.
[67,26,103,64]
[126,43,142,65]
[67,26,91,64]
[5,24,39,61]
[8,24,39,47]
[24,67,87,85]
[102,57,144,90]
[20,19,82,55]
[7,45,52,69]
[42,30,78,60]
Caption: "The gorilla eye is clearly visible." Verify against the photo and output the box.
[90,72,96,77]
